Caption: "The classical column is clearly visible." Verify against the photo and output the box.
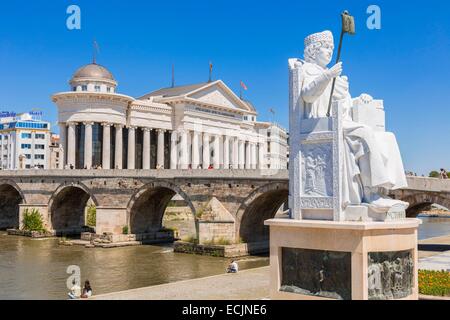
[102,123,111,169]
[232,137,239,169]
[213,135,220,169]
[238,139,245,169]
[180,130,188,169]
[170,131,178,169]
[127,126,136,169]
[0,134,3,169]
[67,122,76,168]
[192,131,200,169]
[157,129,165,169]
[142,128,151,170]
[202,133,210,169]
[114,124,123,169]
[223,136,230,170]
[245,141,251,169]
[84,122,93,169]
[258,142,266,170]
[251,142,257,169]
[59,124,66,169]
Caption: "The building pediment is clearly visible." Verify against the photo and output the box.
[139,80,256,115]
[186,81,255,113]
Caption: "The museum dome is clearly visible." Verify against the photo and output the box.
[71,63,115,82]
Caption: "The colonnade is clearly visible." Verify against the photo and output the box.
[59,122,266,170]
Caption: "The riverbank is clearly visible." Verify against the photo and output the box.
[91,266,270,300]
[90,233,450,300]
[420,210,450,218]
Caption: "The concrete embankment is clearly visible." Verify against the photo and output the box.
[90,266,270,300]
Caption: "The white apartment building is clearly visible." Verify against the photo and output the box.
[0,113,51,170]
[265,123,288,169]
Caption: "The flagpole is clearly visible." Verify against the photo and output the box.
[171,64,175,88]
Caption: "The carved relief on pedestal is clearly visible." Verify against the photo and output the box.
[368,251,414,300]
[301,143,333,197]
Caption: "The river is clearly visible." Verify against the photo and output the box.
[0,216,449,300]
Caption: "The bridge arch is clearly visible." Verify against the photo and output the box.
[126,180,195,235]
[48,182,99,235]
[0,180,25,230]
[401,192,450,217]
[236,182,289,243]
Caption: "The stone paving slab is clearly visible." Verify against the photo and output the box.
[419,251,450,272]
[91,267,270,300]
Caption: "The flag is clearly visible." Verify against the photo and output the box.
[240,81,248,91]
[208,61,213,82]
[269,108,275,115]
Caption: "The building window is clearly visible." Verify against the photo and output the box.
[35,134,45,139]
[25,154,31,159]
[35,154,45,160]
[73,87,77,92]
[267,132,271,137]
[35,144,45,150]
[95,85,101,92]
[107,87,111,93]
[25,165,31,169]
[268,142,271,153]
[244,116,248,121]
[21,144,31,149]
[21,133,32,139]
[82,85,87,91]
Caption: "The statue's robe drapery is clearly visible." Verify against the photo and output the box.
[296,59,407,207]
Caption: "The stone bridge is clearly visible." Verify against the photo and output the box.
[0,170,289,245]
[390,176,450,217]
[0,170,448,245]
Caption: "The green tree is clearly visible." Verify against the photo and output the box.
[429,171,439,178]
[22,209,45,232]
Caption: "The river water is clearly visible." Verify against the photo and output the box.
[0,216,449,300]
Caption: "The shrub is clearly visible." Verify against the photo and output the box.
[122,225,129,235]
[429,171,439,178]
[22,209,45,232]
[419,270,450,297]
[86,205,96,227]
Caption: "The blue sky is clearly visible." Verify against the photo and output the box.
[0,0,449,175]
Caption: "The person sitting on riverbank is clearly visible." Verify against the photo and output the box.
[68,280,81,299]
[440,169,448,179]
[80,280,93,298]
[226,260,239,273]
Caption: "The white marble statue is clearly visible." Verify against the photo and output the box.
[289,30,408,214]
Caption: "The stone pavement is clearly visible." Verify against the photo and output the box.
[91,266,270,300]
[418,235,450,271]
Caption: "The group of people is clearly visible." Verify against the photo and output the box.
[68,280,93,299]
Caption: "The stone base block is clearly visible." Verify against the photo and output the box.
[345,205,406,222]
[264,218,421,300]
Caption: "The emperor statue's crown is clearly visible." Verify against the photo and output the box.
[304,31,334,47]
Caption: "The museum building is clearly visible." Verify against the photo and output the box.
[52,62,288,170]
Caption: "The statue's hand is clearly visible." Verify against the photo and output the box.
[325,62,343,79]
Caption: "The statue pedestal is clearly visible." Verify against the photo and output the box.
[264,218,421,300]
